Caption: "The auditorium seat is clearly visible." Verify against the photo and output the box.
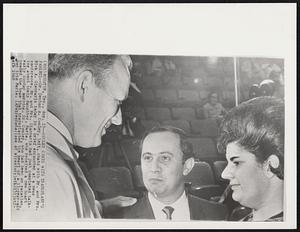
[213,160,228,184]
[178,89,199,102]
[162,73,182,87]
[141,119,160,131]
[172,107,196,120]
[181,76,204,87]
[120,138,142,167]
[133,165,146,191]
[146,107,172,121]
[184,161,215,187]
[223,90,235,101]
[185,161,224,200]
[88,166,139,199]
[195,107,205,119]
[161,119,191,133]
[198,90,209,100]
[130,107,146,120]
[186,137,218,159]
[190,119,219,137]
[156,89,177,103]
[141,75,163,87]
[140,89,155,101]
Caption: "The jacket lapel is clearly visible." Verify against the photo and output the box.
[188,194,206,220]
[134,194,155,219]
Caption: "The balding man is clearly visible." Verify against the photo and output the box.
[25,54,134,220]
[118,126,228,220]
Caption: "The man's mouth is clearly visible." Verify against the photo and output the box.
[101,121,111,135]
[148,178,163,183]
[105,121,111,129]
[230,183,240,190]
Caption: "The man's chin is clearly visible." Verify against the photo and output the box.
[92,138,102,147]
[148,186,164,196]
[75,138,102,148]
[101,129,106,136]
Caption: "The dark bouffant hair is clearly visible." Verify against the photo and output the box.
[217,96,284,179]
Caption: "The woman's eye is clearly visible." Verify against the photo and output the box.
[233,161,240,166]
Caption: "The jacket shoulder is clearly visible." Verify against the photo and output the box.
[188,194,228,220]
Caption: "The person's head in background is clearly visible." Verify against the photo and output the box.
[248,84,261,99]
[140,126,195,204]
[208,91,219,106]
[259,79,276,97]
[48,54,132,147]
[218,96,284,220]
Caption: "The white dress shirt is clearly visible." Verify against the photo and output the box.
[148,191,190,221]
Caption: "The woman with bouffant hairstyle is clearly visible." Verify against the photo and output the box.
[218,96,284,221]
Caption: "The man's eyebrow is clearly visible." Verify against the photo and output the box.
[229,156,239,162]
[142,152,152,156]
[158,151,173,156]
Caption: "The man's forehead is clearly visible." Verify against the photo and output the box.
[143,132,181,150]
[119,55,133,69]
[103,55,131,101]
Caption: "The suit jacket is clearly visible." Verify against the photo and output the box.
[112,192,228,220]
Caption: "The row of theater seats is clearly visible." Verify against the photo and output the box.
[139,88,235,104]
[131,106,209,120]
[135,72,235,92]
[82,157,249,220]
[97,136,224,169]
[140,118,219,137]
[87,161,228,201]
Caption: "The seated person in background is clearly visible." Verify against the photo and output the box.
[218,96,284,221]
[259,79,276,97]
[203,92,227,120]
[118,126,228,220]
[248,84,261,100]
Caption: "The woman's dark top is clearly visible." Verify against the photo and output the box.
[242,211,283,222]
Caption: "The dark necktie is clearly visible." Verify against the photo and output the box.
[162,206,174,220]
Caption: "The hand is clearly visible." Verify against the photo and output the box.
[99,196,137,214]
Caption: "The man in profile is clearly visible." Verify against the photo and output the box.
[120,126,228,220]
[18,54,136,221]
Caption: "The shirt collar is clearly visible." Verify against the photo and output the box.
[46,111,78,159]
[148,190,188,214]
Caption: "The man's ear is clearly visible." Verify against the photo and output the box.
[264,154,280,178]
[76,70,93,102]
[183,157,195,176]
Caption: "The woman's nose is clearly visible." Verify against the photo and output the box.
[221,164,233,180]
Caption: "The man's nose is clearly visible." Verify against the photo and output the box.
[221,164,233,180]
[150,159,161,172]
[111,108,122,125]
